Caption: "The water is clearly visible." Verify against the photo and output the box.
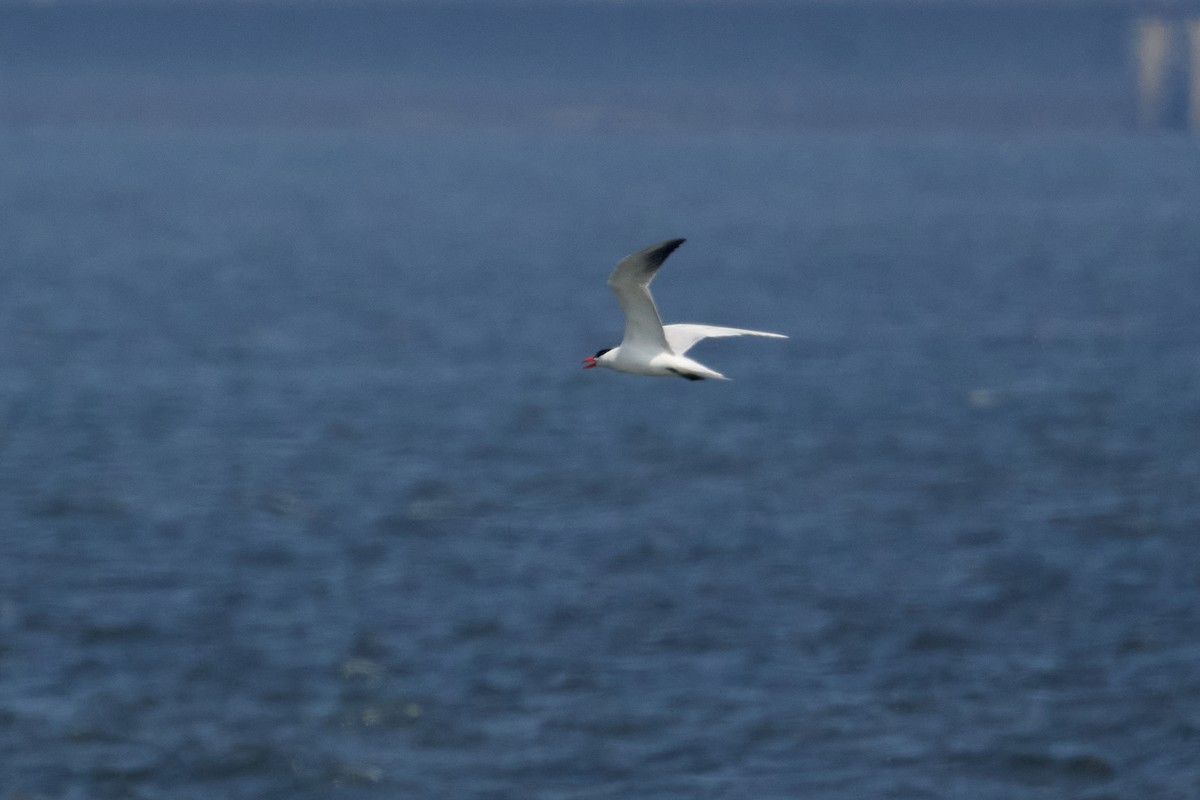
[3,5,1200,799]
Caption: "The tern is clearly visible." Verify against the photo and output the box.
[583,238,786,381]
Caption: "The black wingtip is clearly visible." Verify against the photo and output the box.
[644,238,686,270]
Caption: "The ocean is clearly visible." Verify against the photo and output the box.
[2,4,1200,799]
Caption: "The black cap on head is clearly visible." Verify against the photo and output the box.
[594,348,612,359]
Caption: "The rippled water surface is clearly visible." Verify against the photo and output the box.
[3,7,1200,799]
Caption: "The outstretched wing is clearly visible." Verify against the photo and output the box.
[607,238,685,353]
[663,323,787,355]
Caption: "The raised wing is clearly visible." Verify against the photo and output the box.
[663,323,787,355]
[607,238,685,352]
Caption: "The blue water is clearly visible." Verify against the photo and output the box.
[3,5,1200,799]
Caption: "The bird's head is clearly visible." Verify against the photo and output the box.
[582,347,614,370]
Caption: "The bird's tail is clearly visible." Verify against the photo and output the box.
[673,357,729,381]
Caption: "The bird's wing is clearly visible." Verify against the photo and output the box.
[607,238,685,352]
[663,323,788,355]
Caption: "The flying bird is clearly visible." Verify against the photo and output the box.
[583,238,786,381]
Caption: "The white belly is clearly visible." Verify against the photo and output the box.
[610,349,726,380]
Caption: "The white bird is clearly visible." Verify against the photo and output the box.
[583,238,786,381]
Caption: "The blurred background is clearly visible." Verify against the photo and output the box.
[2,1,1200,798]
